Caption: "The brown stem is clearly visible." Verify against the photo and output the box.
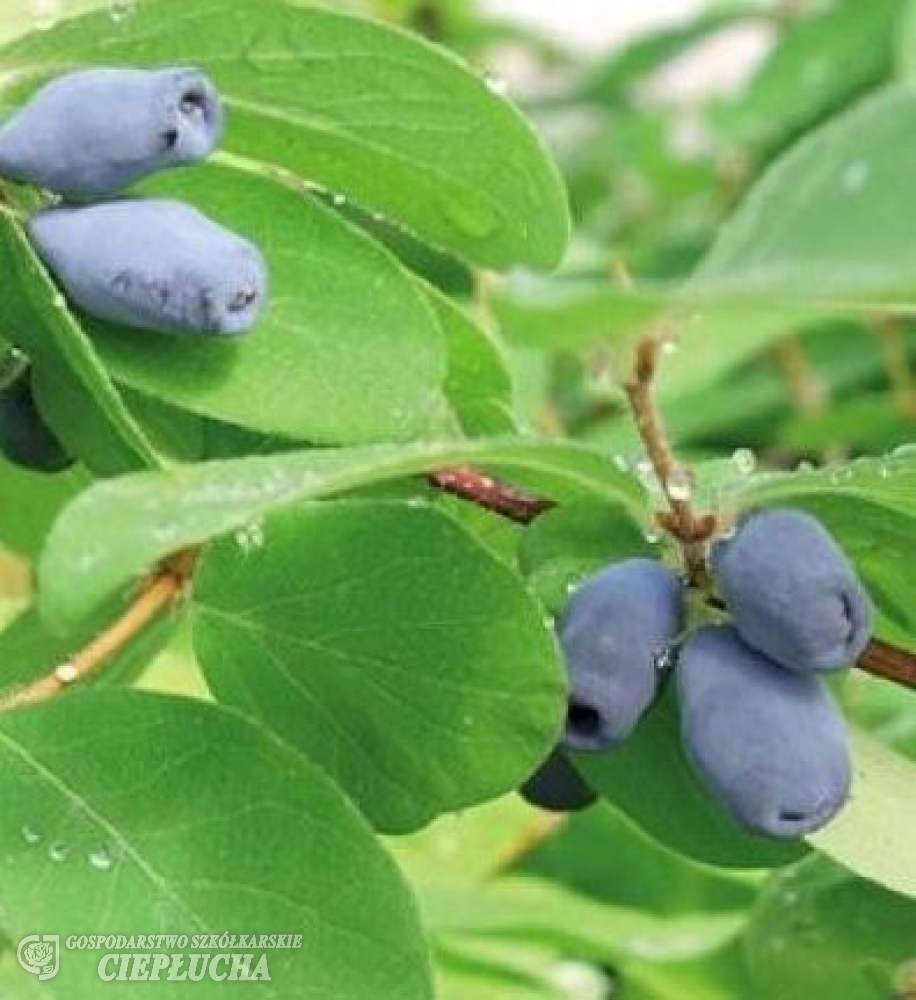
[859,639,916,691]
[623,336,716,582]
[428,470,916,691]
[428,467,555,524]
[1,551,196,711]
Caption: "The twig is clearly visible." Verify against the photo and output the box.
[873,318,916,418]
[859,639,916,691]
[0,551,196,711]
[428,467,555,524]
[623,336,717,582]
[428,469,916,691]
[774,336,826,413]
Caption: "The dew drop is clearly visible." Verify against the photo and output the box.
[635,457,655,482]
[653,644,677,672]
[732,447,756,475]
[661,339,679,356]
[54,662,78,685]
[842,159,871,195]
[483,71,509,97]
[88,845,114,871]
[666,466,692,502]
[550,960,609,1000]
[331,193,347,207]
[52,292,67,310]
[21,825,41,845]
[234,520,265,553]
[718,522,738,542]
[108,0,136,22]
[48,841,70,862]
[643,526,662,545]
[612,454,629,472]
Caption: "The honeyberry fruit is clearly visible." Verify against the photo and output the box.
[0,373,72,473]
[559,558,683,752]
[677,626,851,839]
[29,199,268,336]
[520,748,597,813]
[0,67,222,198]
[712,508,872,672]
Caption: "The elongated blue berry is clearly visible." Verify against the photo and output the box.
[677,626,851,838]
[0,374,72,472]
[29,199,267,336]
[520,748,596,813]
[712,508,872,672]
[560,558,684,752]
[0,67,222,197]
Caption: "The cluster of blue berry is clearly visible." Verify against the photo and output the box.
[524,509,873,840]
[0,66,268,469]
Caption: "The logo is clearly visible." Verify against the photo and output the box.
[17,934,61,981]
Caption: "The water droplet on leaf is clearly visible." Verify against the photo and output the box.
[732,448,756,475]
[48,841,70,862]
[842,159,871,194]
[108,0,136,22]
[483,71,509,97]
[54,662,78,685]
[666,466,692,502]
[88,846,114,871]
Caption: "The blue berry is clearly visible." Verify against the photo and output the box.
[29,199,267,336]
[677,626,851,838]
[520,748,596,813]
[712,508,872,671]
[0,373,72,472]
[560,558,684,751]
[0,67,222,197]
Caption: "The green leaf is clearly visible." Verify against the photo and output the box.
[0,690,432,999]
[735,448,916,518]
[0,202,160,470]
[577,685,806,869]
[430,288,515,436]
[744,855,916,999]
[521,803,761,918]
[517,500,658,613]
[192,501,563,832]
[810,727,916,900]
[0,0,570,270]
[420,875,746,965]
[89,162,448,446]
[494,280,662,354]
[779,392,914,453]
[38,437,645,630]
[0,456,87,558]
[695,84,916,308]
